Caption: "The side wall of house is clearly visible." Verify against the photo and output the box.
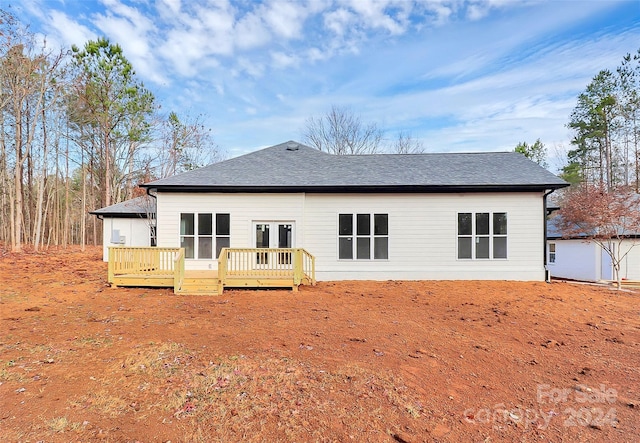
[157,191,546,280]
[620,242,640,280]
[546,239,599,281]
[548,239,640,281]
[101,217,151,262]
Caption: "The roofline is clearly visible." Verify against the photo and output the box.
[548,234,640,241]
[141,183,569,193]
[88,211,150,218]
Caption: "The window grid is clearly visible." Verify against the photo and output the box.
[457,212,507,260]
[339,213,388,260]
[180,213,230,259]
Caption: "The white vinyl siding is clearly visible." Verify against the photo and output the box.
[157,191,546,279]
[156,193,305,270]
[545,239,640,282]
[304,193,544,281]
[100,217,152,261]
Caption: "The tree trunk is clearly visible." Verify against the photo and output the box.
[81,149,86,252]
[33,106,48,251]
[105,132,111,207]
[12,99,23,253]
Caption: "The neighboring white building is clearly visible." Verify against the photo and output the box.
[95,141,568,281]
[547,217,640,282]
[90,196,156,261]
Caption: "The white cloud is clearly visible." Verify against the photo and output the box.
[261,0,310,39]
[47,10,96,48]
[345,0,408,35]
[305,46,333,63]
[323,8,355,36]
[271,51,299,69]
[93,0,168,83]
[235,12,271,49]
[162,0,182,15]
[13,0,637,162]
[234,57,265,78]
[196,4,237,55]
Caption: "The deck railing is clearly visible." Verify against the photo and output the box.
[108,246,182,282]
[218,248,316,285]
[173,248,185,293]
[107,246,315,293]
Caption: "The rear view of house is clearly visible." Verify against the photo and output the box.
[112,140,566,287]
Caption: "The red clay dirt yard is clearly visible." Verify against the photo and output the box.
[1,247,639,442]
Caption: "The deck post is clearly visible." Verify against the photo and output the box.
[107,247,115,285]
[293,248,303,288]
[173,248,185,293]
[217,248,228,294]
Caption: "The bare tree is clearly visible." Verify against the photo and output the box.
[303,105,383,155]
[0,15,66,252]
[152,111,223,179]
[557,183,640,289]
[392,131,425,154]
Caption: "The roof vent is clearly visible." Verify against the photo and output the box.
[286,141,299,151]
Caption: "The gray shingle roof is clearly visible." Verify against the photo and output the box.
[90,196,156,217]
[142,141,568,192]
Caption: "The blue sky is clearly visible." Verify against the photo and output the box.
[10,0,640,170]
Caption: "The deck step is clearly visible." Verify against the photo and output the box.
[176,278,220,295]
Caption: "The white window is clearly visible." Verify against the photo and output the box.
[457,212,507,260]
[338,213,388,260]
[150,225,157,247]
[549,242,556,263]
[180,213,230,259]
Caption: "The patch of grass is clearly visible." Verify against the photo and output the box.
[120,342,192,377]
[46,416,84,433]
[47,416,70,433]
[28,343,52,354]
[112,343,424,440]
[0,359,29,383]
[0,291,27,301]
[0,341,21,352]
[71,390,129,418]
[77,335,113,348]
[0,367,26,382]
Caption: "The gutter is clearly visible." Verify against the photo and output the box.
[141,183,569,194]
[543,189,557,283]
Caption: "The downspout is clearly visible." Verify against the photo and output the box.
[543,189,556,283]
[146,187,157,247]
[145,187,157,200]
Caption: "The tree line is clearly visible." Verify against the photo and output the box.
[552,48,640,289]
[0,10,221,253]
[562,49,640,189]
[3,2,639,259]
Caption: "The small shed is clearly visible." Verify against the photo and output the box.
[546,215,640,282]
[90,196,156,262]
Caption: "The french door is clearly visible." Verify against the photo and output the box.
[254,222,294,265]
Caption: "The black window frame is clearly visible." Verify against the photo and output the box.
[457,212,508,260]
[338,213,388,260]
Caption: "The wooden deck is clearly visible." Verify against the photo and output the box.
[108,247,315,295]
